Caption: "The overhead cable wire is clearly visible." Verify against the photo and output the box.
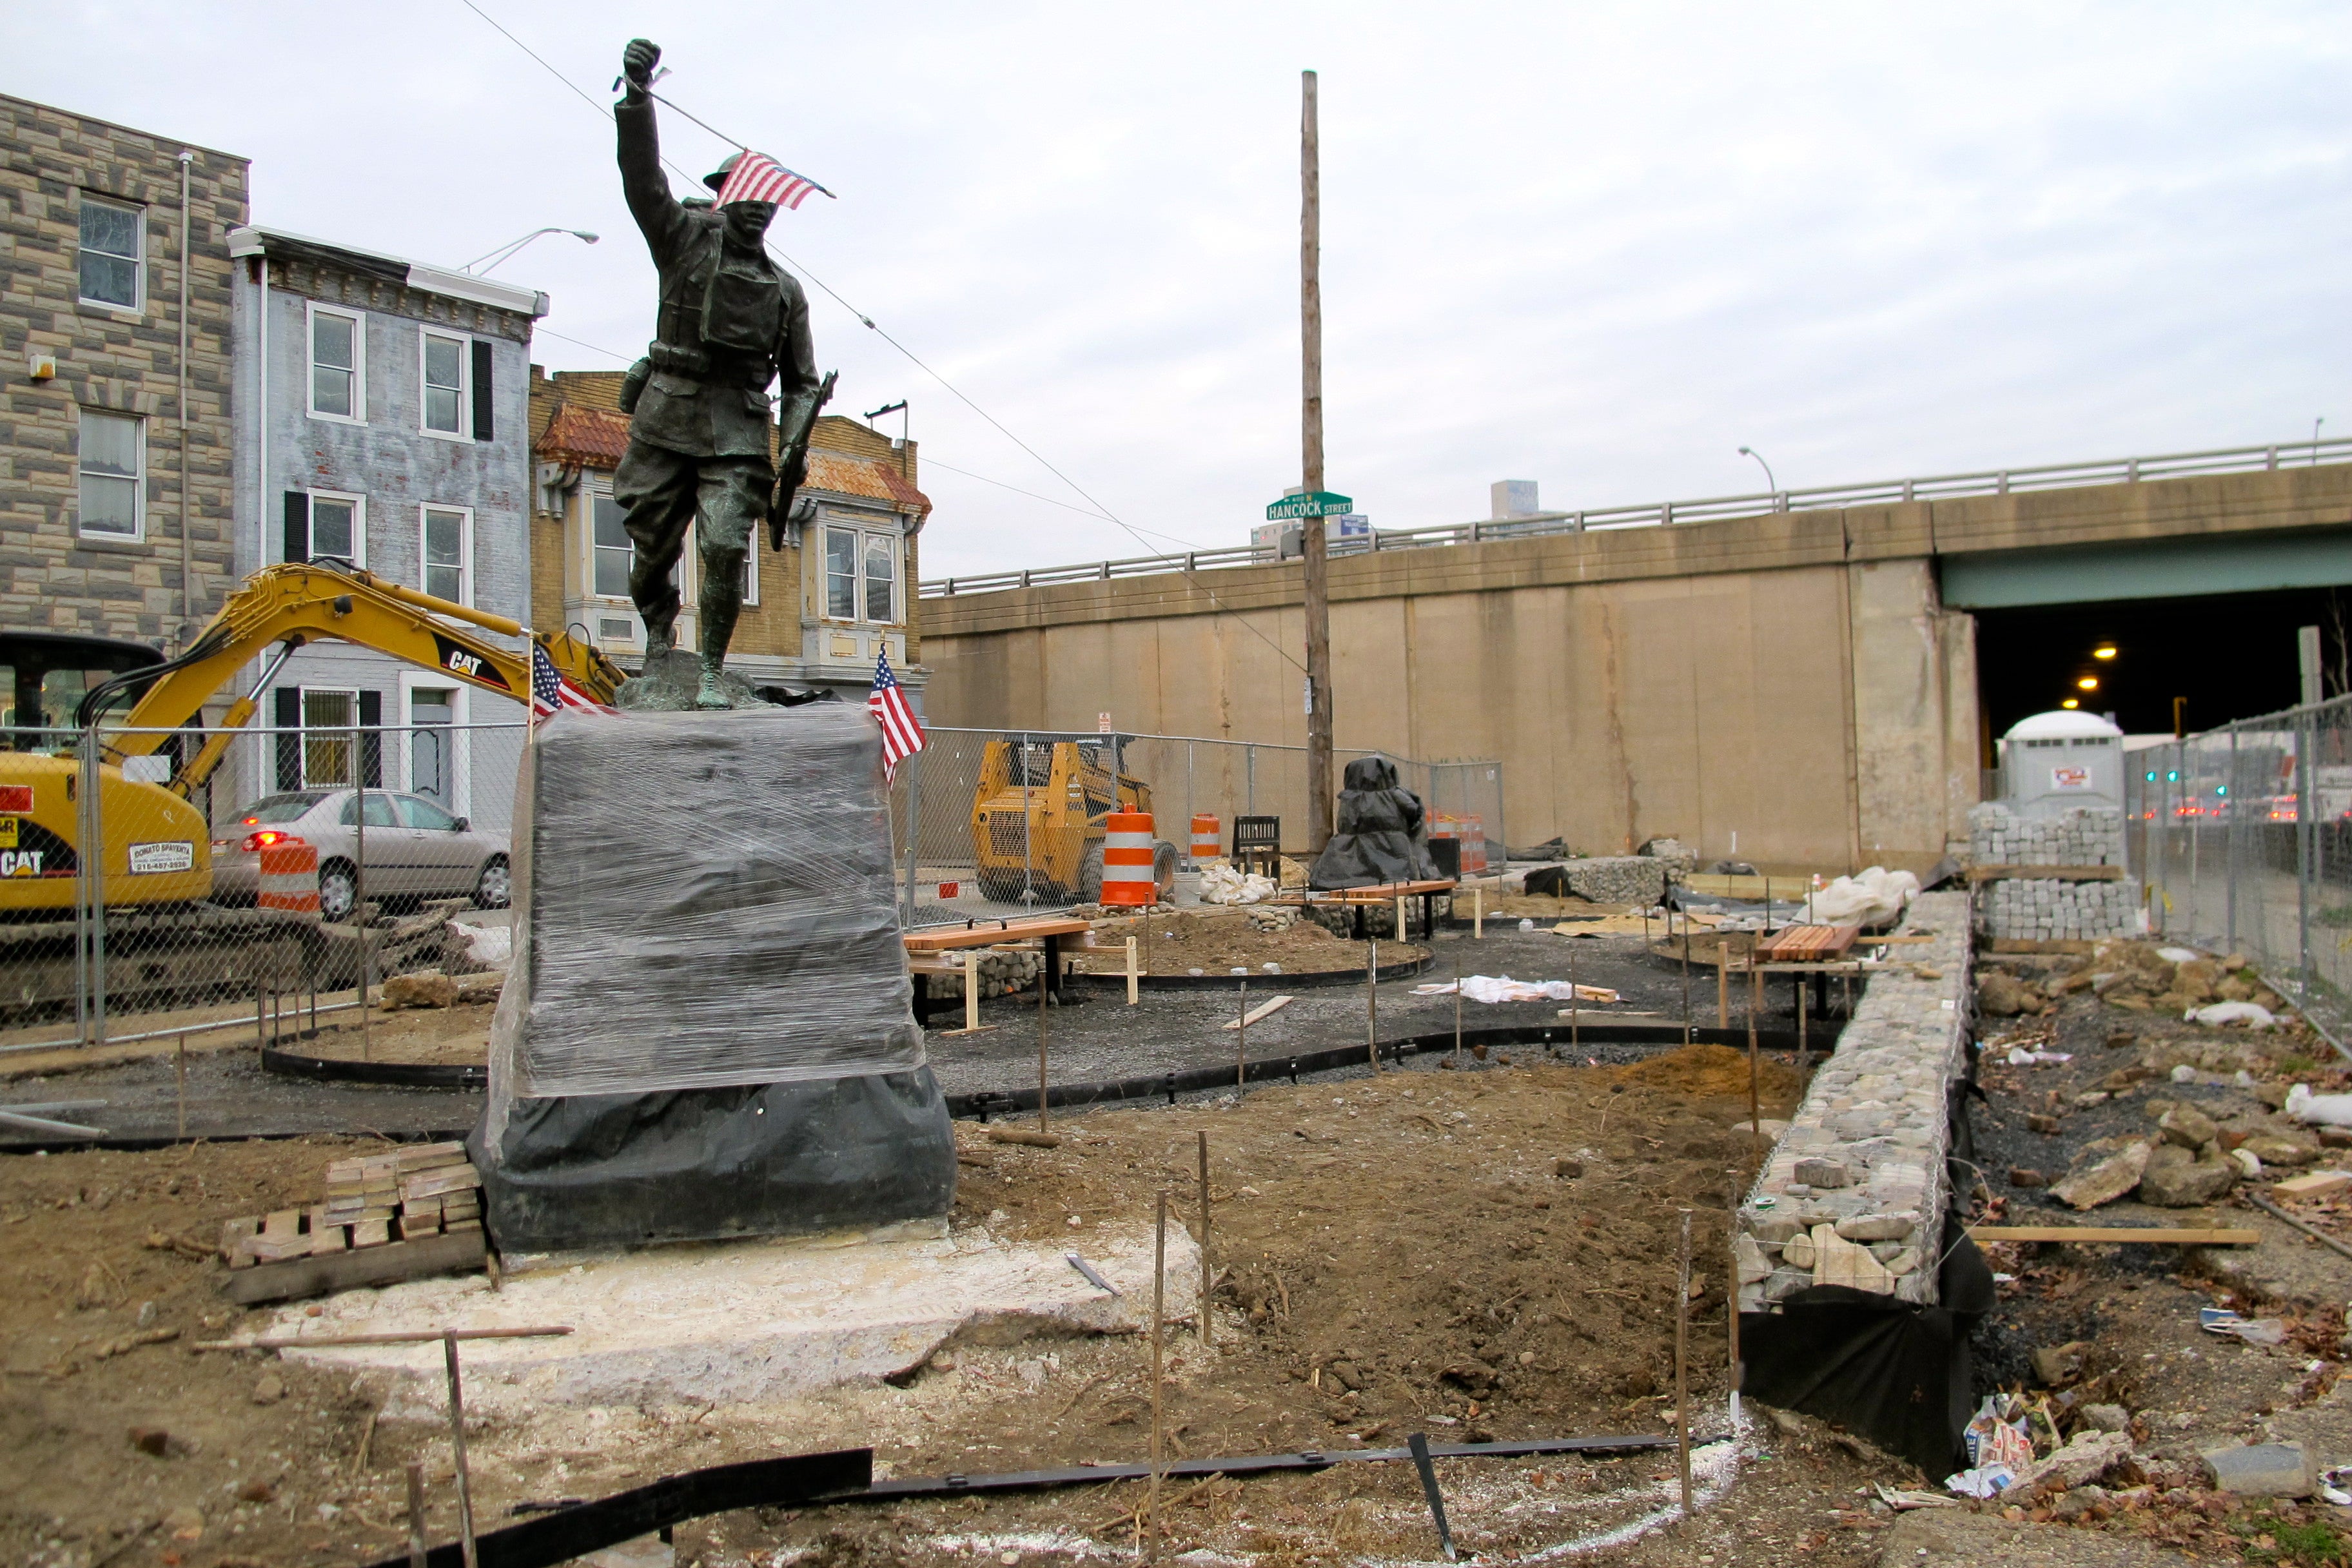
[454,0,1306,674]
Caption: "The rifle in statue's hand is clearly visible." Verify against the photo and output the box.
[769,369,838,551]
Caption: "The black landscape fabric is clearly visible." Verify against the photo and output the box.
[1738,1218,1997,1477]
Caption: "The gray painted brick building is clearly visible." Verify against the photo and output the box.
[0,92,249,720]
[224,226,547,836]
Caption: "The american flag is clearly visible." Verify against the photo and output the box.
[531,642,611,720]
[868,652,926,781]
[712,150,832,211]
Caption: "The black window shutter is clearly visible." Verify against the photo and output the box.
[471,339,494,442]
[282,491,309,564]
[273,687,302,791]
[357,690,383,787]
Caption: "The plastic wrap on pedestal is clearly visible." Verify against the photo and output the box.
[1309,756,1442,889]
[475,703,950,1247]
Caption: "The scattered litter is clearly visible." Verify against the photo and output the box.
[2190,1001,2277,1028]
[2170,1064,2199,1083]
[1518,918,1535,931]
[1799,866,1919,928]
[2286,1084,2352,1127]
[1944,1465,2015,1499]
[456,921,512,968]
[1874,1484,1960,1511]
[1413,975,1622,1004]
[2004,1048,2073,1066]
[1064,1252,1120,1297]
[2157,946,2203,963]
[2200,1307,2288,1346]
[1946,1393,2034,1498]
[2322,1465,2352,1507]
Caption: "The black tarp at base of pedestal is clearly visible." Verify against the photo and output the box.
[469,1068,956,1253]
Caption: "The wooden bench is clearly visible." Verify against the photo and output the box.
[903,917,1093,1020]
[1273,879,1458,939]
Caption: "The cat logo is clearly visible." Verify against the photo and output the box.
[429,632,511,692]
[0,850,43,878]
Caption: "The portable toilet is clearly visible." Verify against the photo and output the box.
[2000,710,2125,816]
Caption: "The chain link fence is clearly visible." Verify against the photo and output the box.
[2127,694,2352,1049]
[884,728,1503,928]
[2,721,525,1058]
[4,716,1498,1055]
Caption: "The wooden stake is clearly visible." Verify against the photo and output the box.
[175,1035,187,1143]
[1149,1188,1168,1560]
[1396,894,1408,945]
[1569,940,1580,1053]
[1366,937,1379,1070]
[1746,959,1762,1148]
[1796,975,1809,1079]
[965,952,981,1034]
[1197,1131,1212,1346]
[1126,935,1140,1006]
[442,1331,478,1568]
[1725,1173,1743,1416]
[1038,954,1051,1133]
[1452,960,1462,1063]
[1717,939,1729,1028]
[404,1461,427,1568]
[1674,1210,1692,1517]
[1681,919,1693,1046]
[1473,885,1482,939]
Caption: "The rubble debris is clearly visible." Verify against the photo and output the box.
[2201,1440,2316,1498]
[2030,1340,2090,1387]
[2050,1136,2152,1210]
[1976,972,2047,1017]
[380,972,461,1010]
[2135,1144,2235,1207]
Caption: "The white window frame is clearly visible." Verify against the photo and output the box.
[308,489,368,569]
[820,519,900,625]
[306,301,368,424]
[75,407,146,542]
[585,484,634,604]
[418,329,472,440]
[77,193,145,311]
[397,671,473,821]
[418,503,472,606]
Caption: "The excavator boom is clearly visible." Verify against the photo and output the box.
[86,562,623,795]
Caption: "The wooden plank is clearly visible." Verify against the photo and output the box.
[1966,864,2127,884]
[903,918,1090,952]
[1988,937,2097,955]
[1970,1226,2260,1246]
[219,1230,490,1306]
[1220,994,1296,1031]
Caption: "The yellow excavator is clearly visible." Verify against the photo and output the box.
[1,559,623,917]
[969,737,1178,904]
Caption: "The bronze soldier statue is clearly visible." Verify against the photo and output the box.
[614,38,823,709]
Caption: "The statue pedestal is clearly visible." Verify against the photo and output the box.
[470,704,952,1251]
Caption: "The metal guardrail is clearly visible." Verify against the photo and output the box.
[921,435,2352,599]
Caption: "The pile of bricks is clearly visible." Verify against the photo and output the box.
[222,1142,481,1266]
[1967,803,2126,867]
[1980,877,2141,943]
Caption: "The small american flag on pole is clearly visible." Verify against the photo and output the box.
[868,652,926,781]
[713,150,832,211]
[531,643,612,720]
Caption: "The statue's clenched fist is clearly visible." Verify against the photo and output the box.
[621,38,660,93]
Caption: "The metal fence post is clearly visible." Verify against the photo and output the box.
[1019,730,1033,902]
[1491,763,1507,870]
[2226,727,2239,953]
[1246,744,1256,817]
[2300,705,2315,988]
[81,727,107,1047]
[1186,741,1195,845]
[902,745,923,928]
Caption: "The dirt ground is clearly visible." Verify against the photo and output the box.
[1070,906,1429,979]
[0,1044,1933,1568]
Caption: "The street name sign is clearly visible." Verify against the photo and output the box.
[1265,491,1353,520]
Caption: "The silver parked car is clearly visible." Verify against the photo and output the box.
[212,789,511,923]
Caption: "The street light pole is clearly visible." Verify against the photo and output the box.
[463,228,598,275]
[1301,69,1334,854]
[1737,446,1779,507]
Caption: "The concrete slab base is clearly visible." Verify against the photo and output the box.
[264,1217,1199,1416]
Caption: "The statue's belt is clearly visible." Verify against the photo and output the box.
[647,340,773,389]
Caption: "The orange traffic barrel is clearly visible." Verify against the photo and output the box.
[257,838,320,914]
[1101,811,1157,906]
[1190,813,1220,865]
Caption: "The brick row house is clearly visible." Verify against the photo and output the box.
[0,92,248,730]
[529,368,932,706]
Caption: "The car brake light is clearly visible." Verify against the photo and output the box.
[242,830,306,852]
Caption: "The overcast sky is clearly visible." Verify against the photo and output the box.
[14,3,2351,578]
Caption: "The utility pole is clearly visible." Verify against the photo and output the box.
[1300,68,1334,853]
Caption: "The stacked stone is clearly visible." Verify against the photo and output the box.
[1967,803,2126,866]
[1553,856,1669,906]
[1979,877,2140,941]
[1735,891,1968,1311]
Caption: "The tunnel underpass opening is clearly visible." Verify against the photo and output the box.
[1972,584,2352,750]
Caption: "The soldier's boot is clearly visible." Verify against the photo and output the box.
[694,653,731,710]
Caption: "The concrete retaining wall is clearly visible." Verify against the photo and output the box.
[1736,890,1970,1311]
